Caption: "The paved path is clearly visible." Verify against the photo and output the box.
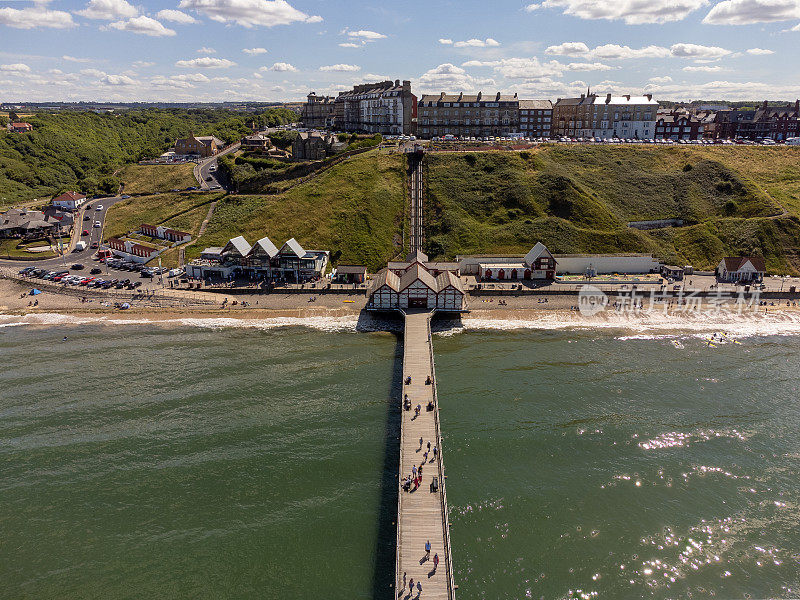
[397,310,455,600]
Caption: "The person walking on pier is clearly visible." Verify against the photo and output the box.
[427,441,431,453]
[416,581,422,598]
[425,539,431,558]
[409,577,414,594]
[432,446,437,462]
[433,553,439,572]
[401,571,406,593]
[412,465,417,479]
[419,436,423,450]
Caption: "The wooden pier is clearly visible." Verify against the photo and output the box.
[396,310,455,600]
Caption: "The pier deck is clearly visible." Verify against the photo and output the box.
[397,310,455,600]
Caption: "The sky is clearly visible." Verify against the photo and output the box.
[1,0,800,103]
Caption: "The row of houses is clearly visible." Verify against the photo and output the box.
[298,79,800,142]
[186,235,329,282]
[300,79,417,136]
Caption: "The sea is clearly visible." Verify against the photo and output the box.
[1,311,799,599]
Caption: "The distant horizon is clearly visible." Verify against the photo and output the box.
[2,0,800,103]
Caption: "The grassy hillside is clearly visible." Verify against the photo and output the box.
[186,151,406,271]
[425,146,800,273]
[117,163,197,195]
[0,108,295,207]
[104,191,223,240]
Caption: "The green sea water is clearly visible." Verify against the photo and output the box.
[2,319,800,599]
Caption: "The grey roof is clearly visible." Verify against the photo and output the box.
[406,249,429,263]
[399,262,438,292]
[201,246,223,254]
[519,99,553,110]
[280,237,307,258]
[249,236,279,259]
[336,264,367,274]
[223,236,251,257]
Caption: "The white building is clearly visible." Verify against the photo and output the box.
[716,256,766,282]
[554,93,658,140]
[368,260,465,311]
[554,253,660,276]
[51,191,86,211]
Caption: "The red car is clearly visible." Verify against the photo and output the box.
[90,242,99,249]
[82,229,90,236]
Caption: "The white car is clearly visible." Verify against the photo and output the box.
[95,205,103,210]
[94,221,101,228]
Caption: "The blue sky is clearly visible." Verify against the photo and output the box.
[1,0,799,102]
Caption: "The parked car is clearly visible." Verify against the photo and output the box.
[121,195,131,199]
[95,205,103,211]
[71,264,85,270]
[84,215,90,221]
[90,242,99,249]
[94,221,101,228]
[90,267,102,274]
[82,229,90,236]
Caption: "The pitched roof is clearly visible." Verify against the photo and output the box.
[722,256,766,272]
[370,268,400,292]
[399,262,438,292]
[406,249,429,263]
[524,242,554,266]
[223,235,251,257]
[280,237,307,258]
[249,236,279,259]
[435,270,464,293]
[52,191,86,203]
[336,264,367,274]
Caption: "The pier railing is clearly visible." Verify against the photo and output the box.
[426,314,457,599]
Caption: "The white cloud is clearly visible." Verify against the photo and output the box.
[339,42,361,47]
[176,56,236,68]
[347,29,386,40]
[101,73,136,85]
[643,78,800,101]
[544,41,591,56]
[156,9,198,23]
[463,57,566,80]
[417,63,496,91]
[319,63,360,71]
[592,43,672,59]
[62,55,91,63]
[669,43,730,59]
[133,60,155,67]
[746,47,775,54]
[109,15,176,36]
[0,63,32,73]
[243,47,268,54]
[77,0,138,20]
[703,0,800,24]
[683,64,726,71]
[565,61,615,71]
[452,37,501,48]
[0,6,75,29]
[438,38,453,45]
[537,0,709,24]
[524,3,542,10]
[792,21,800,29]
[178,0,317,28]
[266,61,297,71]
[648,75,673,83]
[198,46,216,53]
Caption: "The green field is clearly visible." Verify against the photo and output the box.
[185,150,407,271]
[104,192,223,240]
[117,163,197,195]
[424,145,800,274]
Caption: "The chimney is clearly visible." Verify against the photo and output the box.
[458,92,463,102]
[477,91,482,101]
[795,99,799,113]
[606,93,611,104]
[514,92,517,98]
[580,93,585,100]
[395,79,400,87]
[496,92,501,101]
[763,99,768,109]
[645,93,652,101]
[625,94,630,101]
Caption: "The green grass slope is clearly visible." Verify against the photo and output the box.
[425,146,800,273]
[186,151,406,272]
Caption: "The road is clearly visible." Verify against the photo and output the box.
[1,195,125,269]
[194,142,240,190]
